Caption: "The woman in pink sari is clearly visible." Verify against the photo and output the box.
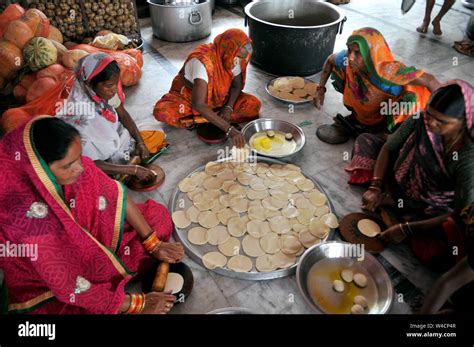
[0,117,184,314]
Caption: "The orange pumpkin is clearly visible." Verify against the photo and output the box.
[19,73,37,89]
[0,4,25,38]
[13,84,27,102]
[50,40,67,64]
[22,9,50,37]
[62,49,89,70]
[4,20,34,49]
[26,77,58,103]
[37,64,68,82]
[0,40,24,79]
[13,72,37,102]
[47,25,63,43]
[122,49,143,68]
[110,52,142,87]
[70,43,100,54]
[1,108,31,133]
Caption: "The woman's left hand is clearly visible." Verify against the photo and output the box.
[152,241,185,263]
[377,224,406,244]
[137,142,150,161]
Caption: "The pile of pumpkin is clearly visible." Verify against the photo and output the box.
[0,4,143,102]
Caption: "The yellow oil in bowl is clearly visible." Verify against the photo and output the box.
[250,130,296,156]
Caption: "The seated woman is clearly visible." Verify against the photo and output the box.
[153,29,261,148]
[361,80,473,274]
[0,117,184,314]
[315,27,439,141]
[57,52,163,183]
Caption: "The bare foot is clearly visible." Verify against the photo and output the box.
[432,20,442,35]
[416,20,429,34]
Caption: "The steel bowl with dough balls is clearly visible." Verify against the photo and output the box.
[241,118,306,159]
[296,241,393,314]
[170,157,338,280]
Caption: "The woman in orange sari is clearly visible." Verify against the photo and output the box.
[313,27,441,184]
[153,29,261,148]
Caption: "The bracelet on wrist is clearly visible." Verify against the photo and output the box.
[226,125,235,137]
[224,105,234,113]
[142,232,162,254]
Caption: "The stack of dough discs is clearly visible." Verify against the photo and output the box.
[218,237,241,256]
[188,227,208,245]
[260,233,281,254]
[172,211,191,229]
[357,219,381,238]
[174,161,338,274]
[242,235,265,257]
[227,216,247,237]
[268,77,316,103]
[198,211,219,228]
[207,225,230,245]
[227,255,253,272]
[256,254,277,272]
[202,252,227,269]
[280,235,302,255]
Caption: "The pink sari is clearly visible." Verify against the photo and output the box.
[0,117,173,314]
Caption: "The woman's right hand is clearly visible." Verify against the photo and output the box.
[229,128,245,149]
[141,291,176,314]
[313,86,326,110]
[361,188,383,212]
[134,166,156,181]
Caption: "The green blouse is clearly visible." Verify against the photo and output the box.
[385,116,474,212]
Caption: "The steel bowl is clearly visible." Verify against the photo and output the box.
[241,118,306,158]
[296,241,393,314]
[207,307,257,314]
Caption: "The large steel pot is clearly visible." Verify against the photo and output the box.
[244,0,346,76]
[467,11,474,40]
[148,0,212,42]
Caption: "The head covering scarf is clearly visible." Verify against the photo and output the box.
[332,27,431,131]
[393,80,473,215]
[153,29,261,128]
[61,52,125,123]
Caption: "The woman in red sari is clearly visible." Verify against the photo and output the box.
[0,117,184,314]
[153,29,261,148]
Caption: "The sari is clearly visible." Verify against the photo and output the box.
[332,27,431,131]
[153,29,261,128]
[0,117,173,314]
[369,80,473,269]
[3,53,166,158]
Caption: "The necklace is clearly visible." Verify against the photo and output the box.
[444,130,464,155]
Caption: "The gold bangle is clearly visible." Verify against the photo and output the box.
[143,232,162,254]
[372,176,384,182]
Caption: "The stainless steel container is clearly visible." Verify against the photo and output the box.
[241,118,306,159]
[244,0,346,76]
[296,241,394,314]
[148,0,212,42]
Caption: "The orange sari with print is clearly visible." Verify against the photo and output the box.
[153,29,261,128]
[332,27,431,132]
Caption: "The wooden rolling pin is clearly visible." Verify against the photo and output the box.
[152,262,169,292]
[119,155,141,182]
